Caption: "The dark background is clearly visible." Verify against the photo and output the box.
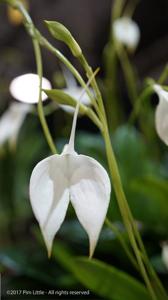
[1,0,168,104]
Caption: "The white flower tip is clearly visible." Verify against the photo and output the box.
[113,17,140,50]
[10,73,52,104]
[47,243,53,259]
[40,227,53,258]
[89,238,97,259]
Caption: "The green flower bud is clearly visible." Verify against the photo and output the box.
[45,21,82,57]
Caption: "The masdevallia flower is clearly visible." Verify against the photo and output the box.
[113,17,140,50]
[10,73,52,104]
[153,84,168,145]
[30,84,111,258]
[0,102,30,147]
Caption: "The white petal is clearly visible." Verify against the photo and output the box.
[30,151,111,257]
[154,85,168,145]
[29,155,70,256]
[162,243,168,269]
[60,87,92,114]
[0,102,30,146]
[10,73,52,104]
[69,154,111,257]
[113,17,140,49]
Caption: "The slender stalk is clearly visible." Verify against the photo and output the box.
[116,44,138,104]
[102,124,157,300]
[7,0,57,153]
[112,0,126,21]
[68,69,99,152]
[33,39,57,154]
[105,218,139,270]
[158,64,168,84]
[129,86,153,124]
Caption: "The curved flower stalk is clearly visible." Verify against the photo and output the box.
[113,17,140,51]
[153,84,168,145]
[0,102,30,148]
[59,67,92,113]
[29,82,111,258]
[10,73,52,104]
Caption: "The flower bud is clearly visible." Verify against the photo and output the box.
[45,21,82,57]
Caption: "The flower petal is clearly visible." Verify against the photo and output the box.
[162,242,168,269]
[154,85,168,145]
[155,100,168,145]
[0,102,30,146]
[113,17,140,50]
[69,154,111,257]
[10,73,52,104]
[29,155,70,256]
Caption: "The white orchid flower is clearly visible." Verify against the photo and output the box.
[113,17,140,50]
[0,102,30,147]
[60,67,92,113]
[29,79,111,258]
[10,73,52,104]
[153,84,168,145]
[161,242,168,269]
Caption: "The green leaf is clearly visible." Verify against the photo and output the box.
[0,247,77,288]
[129,176,168,227]
[53,242,150,300]
[45,21,82,57]
[113,125,155,183]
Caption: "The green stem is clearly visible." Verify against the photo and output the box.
[102,125,157,300]
[129,86,153,124]
[33,39,57,154]
[158,64,168,85]
[112,0,126,21]
[105,218,139,270]
[116,44,138,104]
[13,0,57,154]
[103,43,124,131]
[79,54,106,123]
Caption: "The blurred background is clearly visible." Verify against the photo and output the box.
[0,0,168,299]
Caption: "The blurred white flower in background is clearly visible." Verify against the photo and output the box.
[153,84,168,146]
[0,102,30,147]
[9,73,52,104]
[0,73,52,149]
[60,67,92,113]
[113,17,140,50]
[161,242,168,269]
